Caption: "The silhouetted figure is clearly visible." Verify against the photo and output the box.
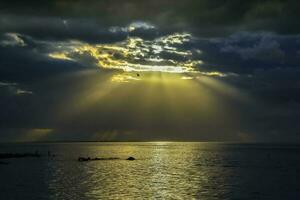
[126,156,135,161]
[137,73,140,77]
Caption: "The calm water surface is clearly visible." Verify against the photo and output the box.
[0,142,300,199]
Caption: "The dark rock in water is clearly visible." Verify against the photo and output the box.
[126,157,135,160]
[78,157,90,162]
[78,157,120,162]
[93,157,119,161]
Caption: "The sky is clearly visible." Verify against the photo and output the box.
[0,0,300,142]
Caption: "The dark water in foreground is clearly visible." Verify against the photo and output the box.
[0,142,300,200]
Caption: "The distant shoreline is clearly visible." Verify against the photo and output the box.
[0,141,300,145]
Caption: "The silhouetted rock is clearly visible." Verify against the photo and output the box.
[93,157,119,161]
[78,157,89,162]
[126,156,135,160]
[78,157,120,162]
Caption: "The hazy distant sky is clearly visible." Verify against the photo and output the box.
[0,0,300,142]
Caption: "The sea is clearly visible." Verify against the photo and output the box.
[0,142,300,200]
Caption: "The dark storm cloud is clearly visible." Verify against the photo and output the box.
[1,0,300,41]
[0,15,127,43]
[190,32,300,74]
[0,33,90,83]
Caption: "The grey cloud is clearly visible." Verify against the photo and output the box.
[0,15,165,44]
[189,32,300,74]
[220,32,285,61]
[0,32,26,47]
[1,0,300,40]
[0,15,127,43]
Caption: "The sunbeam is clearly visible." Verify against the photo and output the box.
[50,70,250,141]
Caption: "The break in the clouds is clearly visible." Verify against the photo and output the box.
[48,32,202,73]
[0,0,300,142]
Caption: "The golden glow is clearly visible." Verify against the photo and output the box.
[159,32,191,45]
[181,76,193,80]
[48,52,72,60]
[47,33,202,73]
[55,71,250,134]
[46,31,251,137]
[111,74,141,83]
